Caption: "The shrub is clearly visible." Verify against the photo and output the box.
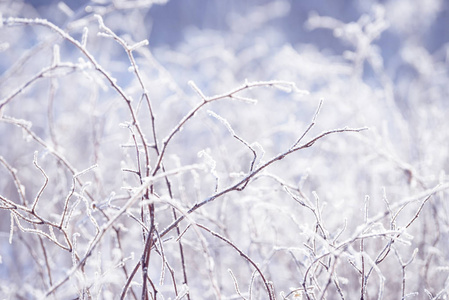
[1,1,448,299]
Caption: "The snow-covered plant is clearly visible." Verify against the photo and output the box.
[1,1,448,299]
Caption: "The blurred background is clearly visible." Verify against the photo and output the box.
[4,0,449,83]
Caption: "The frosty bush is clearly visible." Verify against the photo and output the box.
[1,1,449,299]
